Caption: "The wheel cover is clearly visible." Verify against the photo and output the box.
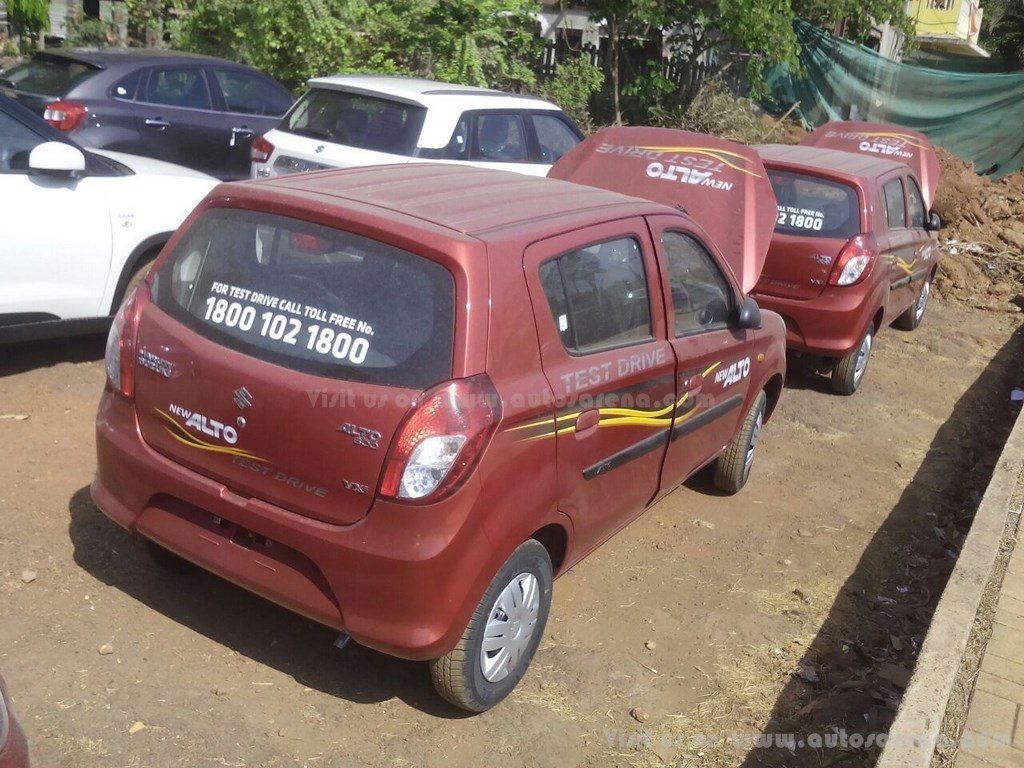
[915,280,931,321]
[480,572,540,683]
[744,407,763,479]
[853,332,872,385]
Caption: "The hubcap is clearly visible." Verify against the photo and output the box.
[744,408,763,478]
[853,332,872,385]
[480,572,540,683]
[915,280,931,321]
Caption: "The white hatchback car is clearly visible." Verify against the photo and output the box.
[1,94,216,343]
[250,75,583,179]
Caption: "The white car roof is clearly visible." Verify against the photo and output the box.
[303,75,564,150]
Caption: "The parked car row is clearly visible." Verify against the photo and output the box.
[0,54,942,729]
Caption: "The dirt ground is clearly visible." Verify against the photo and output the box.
[0,295,1019,768]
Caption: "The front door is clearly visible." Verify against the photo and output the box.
[523,219,676,555]
[647,217,753,485]
[880,176,920,315]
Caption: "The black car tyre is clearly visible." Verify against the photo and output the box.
[832,323,874,395]
[118,258,155,311]
[894,277,931,331]
[144,539,199,575]
[713,390,767,494]
[431,540,553,712]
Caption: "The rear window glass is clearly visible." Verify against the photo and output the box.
[2,56,97,97]
[767,170,860,239]
[283,89,426,156]
[152,209,455,389]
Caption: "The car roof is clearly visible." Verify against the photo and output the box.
[230,164,670,239]
[305,74,557,109]
[756,144,908,181]
[36,47,241,68]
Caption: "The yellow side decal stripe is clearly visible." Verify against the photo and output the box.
[155,408,266,462]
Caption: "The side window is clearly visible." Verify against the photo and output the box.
[538,237,652,354]
[532,114,579,163]
[883,178,907,229]
[0,111,43,173]
[112,70,142,101]
[144,67,212,110]
[906,176,926,229]
[661,231,734,336]
[214,69,291,116]
[472,114,528,162]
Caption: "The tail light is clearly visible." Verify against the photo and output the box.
[104,283,149,400]
[380,374,502,503]
[251,134,274,163]
[828,234,877,286]
[43,100,87,132]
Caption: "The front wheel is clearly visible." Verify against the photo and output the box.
[831,323,874,396]
[894,277,931,331]
[430,540,553,712]
[714,390,767,494]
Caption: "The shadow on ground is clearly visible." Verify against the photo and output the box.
[0,334,107,377]
[67,487,470,718]
[734,327,1024,768]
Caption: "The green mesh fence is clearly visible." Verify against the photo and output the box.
[765,20,1024,179]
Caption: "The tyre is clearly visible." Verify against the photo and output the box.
[430,540,553,712]
[894,277,931,331]
[144,539,199,575]
[713,390,767,494]
[831,323,874,395]
[117,258,156,312]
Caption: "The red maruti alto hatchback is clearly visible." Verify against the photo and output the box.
[92,143,785,710]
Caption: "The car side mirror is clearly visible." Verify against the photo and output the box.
[29,141,85,177]
[925,210,942,232]
[734,296,762,330]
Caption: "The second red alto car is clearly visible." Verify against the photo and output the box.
[91,144,784,711]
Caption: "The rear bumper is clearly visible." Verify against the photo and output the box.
[751,286,878,358]
[91,389,491,661]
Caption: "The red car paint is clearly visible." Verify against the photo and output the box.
[91,163,785,667]
[751,143,940,359]
[0,676,29,768]
[801,121,940,208]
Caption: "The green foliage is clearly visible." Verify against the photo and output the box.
[65,11,117,46]
[981,0,1024,66]
[124,0,186,46]
[1,40,19,57]
[7,0,50,39]
[649,77,770,143]
[533,56,604,130]
[792,0,915,47]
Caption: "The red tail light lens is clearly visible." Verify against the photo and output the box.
[828,234,878,286]
[251,135,275,163]
[104,283,149,400]
[43,100,87,132]
[380,374,502,503]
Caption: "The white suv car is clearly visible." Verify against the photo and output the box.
[250,76,583,179]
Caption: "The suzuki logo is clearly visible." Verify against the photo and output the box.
[233,387,253,409]
[315,144,325,154]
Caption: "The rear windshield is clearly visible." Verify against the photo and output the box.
[282,89,426,156]
[152,209,455,389]
[767,170,860,239]
[1,56,98,97]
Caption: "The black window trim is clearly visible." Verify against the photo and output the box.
[539,233,656,358]
[659,228,740,339]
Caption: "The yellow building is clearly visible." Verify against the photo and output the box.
[909,0,989,57]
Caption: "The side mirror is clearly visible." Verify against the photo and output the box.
[925,210,942,232]
[734,296,762,330]
[29,141,85,176]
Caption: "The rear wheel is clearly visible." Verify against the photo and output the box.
[831,323,874,395]
[430,540,552,712]
[894,277,931,331]
[144,540,198,575]
[713,390,767,494]
[117,256,157,312]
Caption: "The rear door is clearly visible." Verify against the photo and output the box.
[136,207,458,525]
[756,170,862,300]
[647,217,752,484]
[880,176,920,313]
[904,175,937,291]
[523,220,676,554]
[453,111,550,176]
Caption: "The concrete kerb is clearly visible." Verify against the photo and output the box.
[876,399,1024,768]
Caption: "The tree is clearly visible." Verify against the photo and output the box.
[791,0,914,46]
[7,0,50,47]
[981,0,1024,66]
[584,0,654,124]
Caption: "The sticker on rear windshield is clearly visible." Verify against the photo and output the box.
[776,205,824,232]
[204,281,374,366]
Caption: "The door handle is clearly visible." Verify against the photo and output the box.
[230,126,255,147]
[682,373,704,397]
[144,117,170,129]
[575,409,600,437]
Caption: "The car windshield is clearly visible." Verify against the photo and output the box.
[152,209,456,389]
[282,88,426,156]
[767,170,860,239]
[1,56,98,97]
